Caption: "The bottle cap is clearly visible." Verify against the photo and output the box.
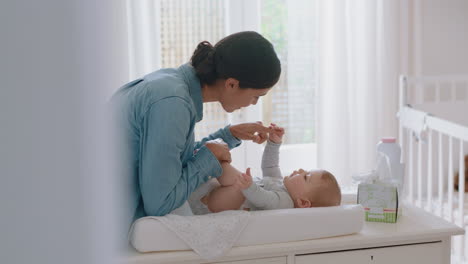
[381,137,396,143]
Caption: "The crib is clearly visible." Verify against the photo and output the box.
[398,74,468,263]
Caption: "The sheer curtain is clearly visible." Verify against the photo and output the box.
[317,0,406,187]
[125,0,161,79]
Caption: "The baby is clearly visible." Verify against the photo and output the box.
[203,124,341,212]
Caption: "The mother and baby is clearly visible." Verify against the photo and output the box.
[111,31,341,227]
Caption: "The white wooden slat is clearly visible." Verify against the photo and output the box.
[463,139,468,262]
[458,139,465,226]
[408,129,414,204]
[438,132,444,218]
[448,136,454,223]
[427,129,433,212]
[458,139,465,261]
[399,75,406,161]
[417,137,422,208]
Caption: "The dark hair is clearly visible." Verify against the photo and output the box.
[190,31,281,89]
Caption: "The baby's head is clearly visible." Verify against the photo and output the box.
[283,169,341,208]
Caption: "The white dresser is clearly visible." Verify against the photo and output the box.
[123,205,464,264]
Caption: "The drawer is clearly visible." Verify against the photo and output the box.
[296,242,444,264]
[210,256,287,264]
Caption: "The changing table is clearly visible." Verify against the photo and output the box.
[121,205,464,264]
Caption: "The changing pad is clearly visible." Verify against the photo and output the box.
[130,204,364,252]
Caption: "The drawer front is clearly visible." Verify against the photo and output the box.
[296,242,443,264]
[211,256,287,264]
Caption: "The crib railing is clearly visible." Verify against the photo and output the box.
[399,75,468,263]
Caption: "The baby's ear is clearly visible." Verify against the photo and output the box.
[296,198,312,208]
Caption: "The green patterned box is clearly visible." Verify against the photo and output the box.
[357,183,399,223]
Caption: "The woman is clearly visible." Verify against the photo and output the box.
[112,31,281,225]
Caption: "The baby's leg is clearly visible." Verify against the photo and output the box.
[204,162,246,212]
[217,162,243,186]
[206,185,246,212]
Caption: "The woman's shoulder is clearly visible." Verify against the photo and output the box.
[143,67,191,100]
[112,66,196,122]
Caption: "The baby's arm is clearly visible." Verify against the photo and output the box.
[238,169,282,210]
[261,142,282,180]
[261,124,284,179]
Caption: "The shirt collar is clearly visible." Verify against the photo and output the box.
[179,63,203,122]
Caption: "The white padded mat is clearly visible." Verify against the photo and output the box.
[129,204,364,252]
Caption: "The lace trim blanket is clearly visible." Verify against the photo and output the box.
[150,210,250,259]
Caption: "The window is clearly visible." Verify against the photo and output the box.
[257,0,318,174]
[157,0,318,173]
[261,0,317,145]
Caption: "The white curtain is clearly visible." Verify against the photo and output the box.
[126,0,161,79]
[317,0,406,187]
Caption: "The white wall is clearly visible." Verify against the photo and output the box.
[419,0,468,75]
[0,1,129,263]
[409,0,468,129]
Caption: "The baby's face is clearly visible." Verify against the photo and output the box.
[283,169,324,199]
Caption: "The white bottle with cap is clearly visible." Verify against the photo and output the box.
[376,137,404,187]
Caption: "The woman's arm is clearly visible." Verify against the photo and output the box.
[194,125,242,150]
[140,98,222,216]
[193,122,273,151]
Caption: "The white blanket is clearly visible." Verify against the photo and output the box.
[129,210,250,260]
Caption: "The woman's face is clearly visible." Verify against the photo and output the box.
[219,78,271,113]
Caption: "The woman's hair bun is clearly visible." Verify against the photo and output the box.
[190,41,217,84]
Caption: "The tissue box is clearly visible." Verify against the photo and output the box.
[357,183,399,223]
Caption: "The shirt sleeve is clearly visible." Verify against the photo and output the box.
[261,141,283,180]
[194,125,242,150]
[139,97,222,216]
[241,183,283,210]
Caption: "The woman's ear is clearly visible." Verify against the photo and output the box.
[296,198,312,208]
[225,78,239,90]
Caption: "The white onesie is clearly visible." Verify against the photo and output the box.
[188,141,293,214]
[242,141,294,210]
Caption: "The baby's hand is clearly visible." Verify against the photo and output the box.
[236,168,253,190]
[268,123,285,143]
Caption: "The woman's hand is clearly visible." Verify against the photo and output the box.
[205,139,232,163]
[268,123,285,143]
[230,122,272,144]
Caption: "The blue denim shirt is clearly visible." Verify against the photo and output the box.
[111,64,241,224]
